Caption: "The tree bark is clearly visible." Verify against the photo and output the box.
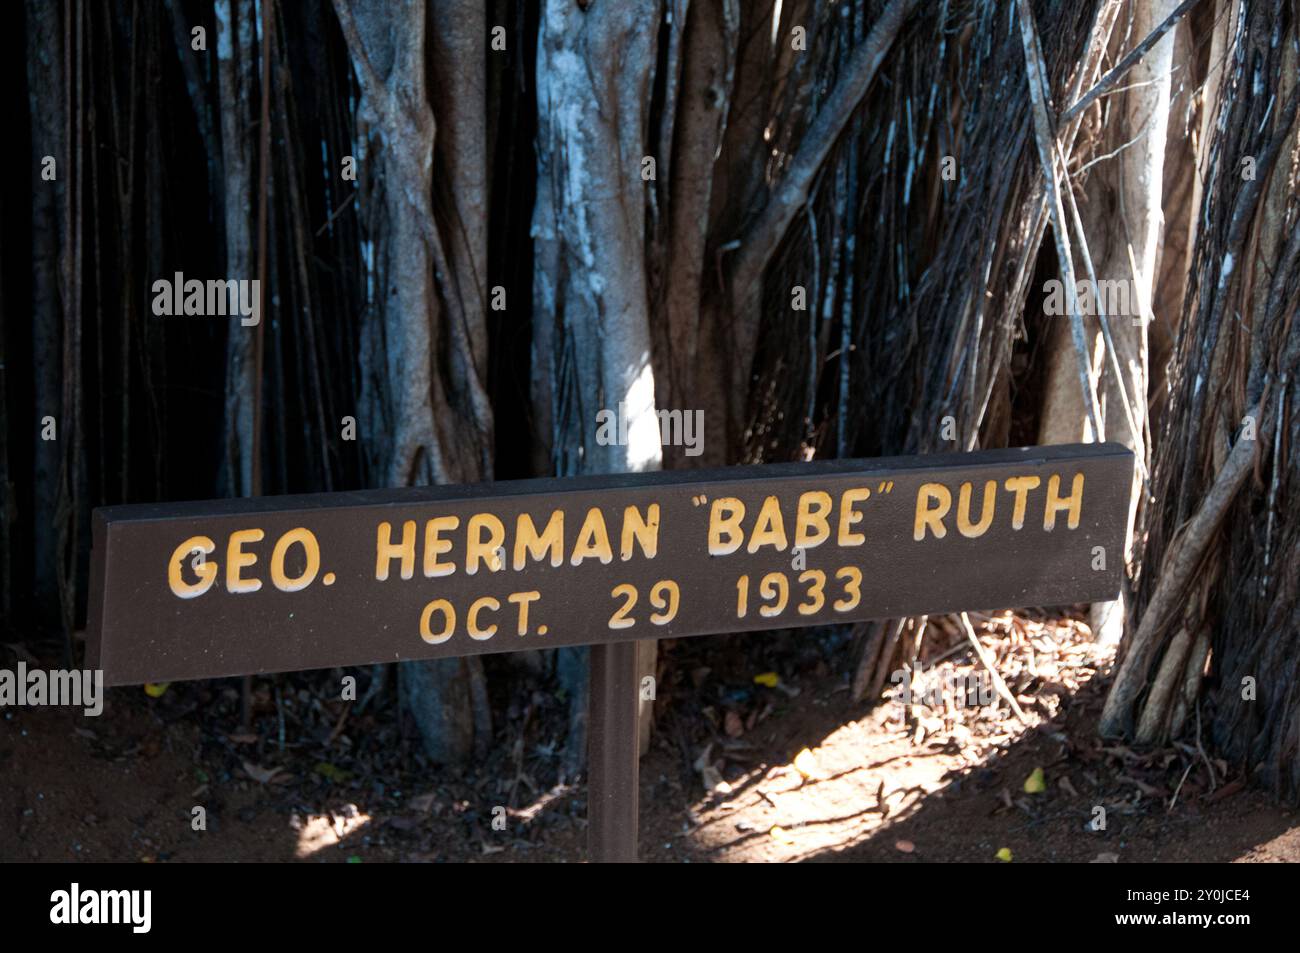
[531,0,665,771]
[215,0,258,498]
[1102,0,1300,799]
[1038,0,1178,644]
[334,0,494,763]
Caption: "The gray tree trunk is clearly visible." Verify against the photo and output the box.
[1038,0,1178,644]
[334,0,494,763]
[531,0,665,771]
[215,0,257,498]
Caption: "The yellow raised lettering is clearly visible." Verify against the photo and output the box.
[747,496,789,553]
[467,596,500,640]
[1004,476,1041,530]
[913,484,951,540]
[1044,473,1084,530]
[838,488,871,546]
[466,513,506,574]
[571,508,614,566]
[708,498,745,556]
[957,481,997,539]
[514,512,563,569]
[794,491,832,549]
[423,516,459,577]
[227,528,264,594]
[621,504,660,560]
[271,528,320,592]
[419,599,455,644]
[169,535,217,599]
[376,520,416,580]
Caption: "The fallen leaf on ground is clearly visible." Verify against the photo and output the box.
[694,743,732,795]
[1023,767,1047,794]
[1206,779,1244,803]
[770,826,794,844]
[314,762,353,783]
[700,763,731,795]
[242,760,284,784]
[793,748,819,779]
[1118,773,1166,797]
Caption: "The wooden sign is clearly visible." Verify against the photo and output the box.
[87,443,1132,686]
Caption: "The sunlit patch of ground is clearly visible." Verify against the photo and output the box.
[675,612,1106,862]
[293,806,371,859]
[1233,827,1300,862]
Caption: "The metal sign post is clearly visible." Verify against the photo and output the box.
[86,443,1133,862]
[588,641,641,862]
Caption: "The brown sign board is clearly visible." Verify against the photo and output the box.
[86,443,1132,686]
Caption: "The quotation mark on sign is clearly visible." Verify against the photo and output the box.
[877,481,894,493]
[691,495,708,507]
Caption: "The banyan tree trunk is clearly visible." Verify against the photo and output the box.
[1038,0,1178,645]
[334,0,495,763]
[530,0,665,770]
[1101,0,1300,801]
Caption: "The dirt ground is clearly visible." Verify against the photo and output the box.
[2,612,1297,863]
